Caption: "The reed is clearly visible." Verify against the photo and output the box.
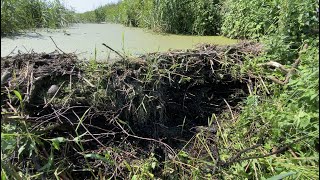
[76,0,222,35]
[1,0,76,35]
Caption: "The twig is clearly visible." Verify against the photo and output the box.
[69,66,75,90]
[72,110,107,148]
[258,75,270,94]
[288,147,298,158]
[115,119,177,157]
[82,77,95,88]
[221,136,307,166]
[261,45,304,85]
[223,98,234,120]
[258,61,289,73]
[283,58,300,84]
[6,101,18,114]
[49,36,66,54]
[267,75,286,85]
[102,43,126,60]
[22,45,30,54]
[7,46,17,56]
[77,72,95,87]
[43,82,65,108]
[38,123,62,134]
[222,144,262,166]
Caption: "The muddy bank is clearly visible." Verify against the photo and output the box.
[1,41,263,179]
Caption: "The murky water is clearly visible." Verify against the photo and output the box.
[1,23,238,61]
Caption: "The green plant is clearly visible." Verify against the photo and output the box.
[214,37,319,179]
[94,6,106,23]
[76,0,223,35]
[1,0,76,35]
[221,0,318,40]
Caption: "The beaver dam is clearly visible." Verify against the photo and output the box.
[1,41,264,179]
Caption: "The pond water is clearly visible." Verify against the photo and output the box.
[1,23,238,61]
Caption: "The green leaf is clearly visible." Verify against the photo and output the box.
[178,151,189,158]
[1,168,7,180]
[84,153,113,164]
[39,149,54,172]
[29,141,37,157]
[310,93,318,101]
[73,132,87,144]
[147,172,154,178]
[131,175,138,180]
[123,160,132,172]
[18,143,26,157]
[51,137,66,143]
[51,137,66,150]
[151,161,157,169]
[266,171,296,180]
[13,90,22,102]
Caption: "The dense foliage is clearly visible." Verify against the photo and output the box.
[221,0,319,41]
[76,0,223,35]
[218,38,319,179]
[1,0,76,35]
[77,0,318,38]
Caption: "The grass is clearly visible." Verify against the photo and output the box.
[1,0,76,35]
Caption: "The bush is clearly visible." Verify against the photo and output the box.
[221,0,318,40]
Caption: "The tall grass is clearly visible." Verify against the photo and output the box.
[76,0,223,35]
[1,0,76,35]
[76,2,122,24]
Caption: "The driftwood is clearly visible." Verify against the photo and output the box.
[257,44,307,85]
[261,58,300,85]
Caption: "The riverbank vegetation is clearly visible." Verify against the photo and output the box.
[1,0,76,35]
[76,0,222,35]
[76,0,318,38]
[1,0,319,179]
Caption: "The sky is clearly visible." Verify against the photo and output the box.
[62,0,120,13]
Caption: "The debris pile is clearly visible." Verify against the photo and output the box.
[1,41,263,178]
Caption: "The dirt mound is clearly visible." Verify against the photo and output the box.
[1,41,263,178]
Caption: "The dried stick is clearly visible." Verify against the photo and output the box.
[221,144,262,166]
[115,119,177,157]
[223,98,234,120]
[43,82,65,108]
[72,110,107,148]
[102,43,126,60]
[7,46,17,56]
[261,44,306,85]
[258,61,289,73]
[221,136,307,166]
[283,58,300,84]
[49,36,66,54]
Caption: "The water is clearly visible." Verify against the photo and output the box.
[1,23,238,61]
